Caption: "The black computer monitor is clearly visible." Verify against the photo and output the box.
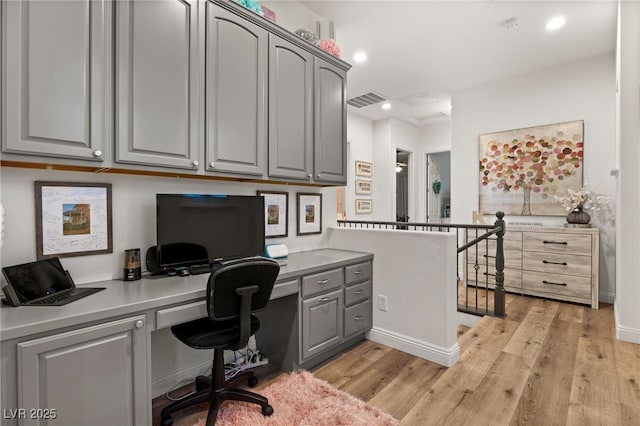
[156,194,265,271]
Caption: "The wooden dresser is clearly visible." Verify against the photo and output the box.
[466,225,599,308]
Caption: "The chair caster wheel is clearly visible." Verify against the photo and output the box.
[161,416,174,426]
[262,404,274,416]
[248,376,259,387]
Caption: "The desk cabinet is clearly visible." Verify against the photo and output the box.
[16,315,149,426]
[301,289,343,360]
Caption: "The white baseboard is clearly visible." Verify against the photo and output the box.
[367,327,460,367]
[616,324,640,344]
[152,359,211,398]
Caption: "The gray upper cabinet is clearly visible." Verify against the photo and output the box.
[314,58,348,184]
[268,34,314,181]
[205,4,267,176]
[115,0,201,170]
[2,0,111,162]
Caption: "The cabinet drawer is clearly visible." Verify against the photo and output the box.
[345,261,372,285]
[522,271,591,300]
[522,252,591,277]
[464,231,522,251]
[271,279,299,299]
[523,233,592,256]
[344,300,372,338]
[301,268,344,298]
[156,300,206,329]
[344,280,371,306]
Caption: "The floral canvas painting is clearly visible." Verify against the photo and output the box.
[479,120,584,216]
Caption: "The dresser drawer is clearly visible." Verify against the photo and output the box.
[522,252,591,277]
[523,232,592,256]
[344,300,372,338]
[522,271,591,300]
[345,261,372,285]
[468,248,522,270]
[466,267,522,290]
[344,280,371,306]
[301,268,344,298]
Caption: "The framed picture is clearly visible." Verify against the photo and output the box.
[355,179,372,195]
[257,190,288,238]
[355,199,372,214]
[355,160,373,177]
[479,120,584,216]
[35,181,113,260]
[297,193,322,235]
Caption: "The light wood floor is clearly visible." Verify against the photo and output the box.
[153,292,640,426]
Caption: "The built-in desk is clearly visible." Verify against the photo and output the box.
[0,248,372,426]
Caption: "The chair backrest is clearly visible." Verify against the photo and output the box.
[206,257,280,321]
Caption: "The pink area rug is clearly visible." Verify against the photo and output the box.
[192,370,398,426]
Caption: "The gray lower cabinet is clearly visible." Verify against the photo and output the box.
[205,3,267,176]
[268,34,314,181]
[314,58,348,185]
[344,262,373,338]
[301,289,344,361]
[115,0,201,170]
[2,0,111,163]
[16,315,149,426]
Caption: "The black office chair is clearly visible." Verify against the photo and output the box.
[160,257,280,426]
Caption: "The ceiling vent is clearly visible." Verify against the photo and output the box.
[401,92,436,106]
[347,92,386,108]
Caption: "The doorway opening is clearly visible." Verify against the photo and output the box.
[426,151,451,223]
[396,149,410,223]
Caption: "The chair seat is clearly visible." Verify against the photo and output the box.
[171,314,261,350]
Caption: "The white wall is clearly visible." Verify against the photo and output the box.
[0,168,337,282]
[421,120,452,154]
[615,1,640,343]
[451,53,617,303]
[372,119,393,221]
[346,112,374,220]
[260,1,326,36]
[326,227,459,366]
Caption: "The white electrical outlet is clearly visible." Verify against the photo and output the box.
[378,295,388,312]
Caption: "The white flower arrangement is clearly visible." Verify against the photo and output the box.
[555,185,608,212]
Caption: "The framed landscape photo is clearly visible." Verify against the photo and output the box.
[258,190,288,238]
[355,179,372,195]
[355,160,373,177]
[297,193,322,235]
[355,199,372,214]
[35,181,113,260]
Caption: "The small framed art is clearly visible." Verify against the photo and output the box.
[297,193,322,235]
[355,199,372,214]
[355,179,372,195]
[258,190,288,238]
[35,181,113,260]
[355,161,373,177]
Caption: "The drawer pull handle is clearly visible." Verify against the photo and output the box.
[542,280,567,287]
[354,315,363,321]
[482,254,496,259]
[483,272,496,277]
[317,279,330,285]
[319,297,330,303]
[543,240,568,245]
[354,290,363,295]
[543,260,568,266]
[353,270,362,275]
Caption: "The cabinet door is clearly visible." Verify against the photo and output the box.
[115,0,200,170]
[314,58,347,184]
[301,289,343,361]
[206,5,267,176]
[268,34,313,181]
[17,315,149,426]
[2,0,111,162]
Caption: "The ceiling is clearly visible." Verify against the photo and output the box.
[299,1,618,126]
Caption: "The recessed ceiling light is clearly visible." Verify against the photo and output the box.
[546,16,566,31]
[382,102,391,110]
[353,51,367,63]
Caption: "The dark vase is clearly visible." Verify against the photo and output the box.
[566,207,590,224]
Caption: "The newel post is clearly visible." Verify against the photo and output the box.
[494,211,506,317]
